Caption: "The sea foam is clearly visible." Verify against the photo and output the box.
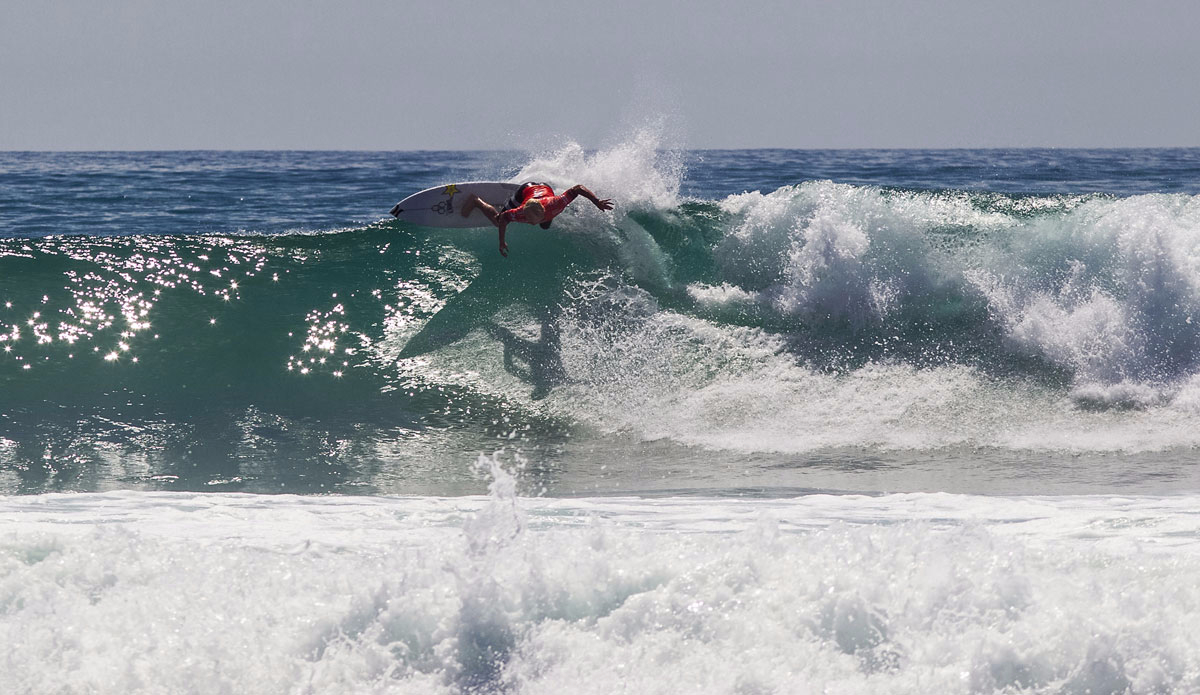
[2,475,1199,694]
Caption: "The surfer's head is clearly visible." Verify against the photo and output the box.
[522,199,546,223]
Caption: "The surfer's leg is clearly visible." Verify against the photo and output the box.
[461,194,499,224]
[460,194,478,217]
[479,202,499,225]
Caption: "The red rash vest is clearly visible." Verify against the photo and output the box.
[498,185,578,225]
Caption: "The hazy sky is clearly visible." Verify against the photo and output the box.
[3,0,1198,150]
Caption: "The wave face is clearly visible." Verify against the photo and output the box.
[4,147,1200,494]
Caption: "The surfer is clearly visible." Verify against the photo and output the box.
[460,182,613,257]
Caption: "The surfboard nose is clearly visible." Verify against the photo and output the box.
[389,203,402,217]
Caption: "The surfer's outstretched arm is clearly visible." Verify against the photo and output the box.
[568,185,614,211]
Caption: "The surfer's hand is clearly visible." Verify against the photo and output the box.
[595,198,614,211]
[499,243,508,257]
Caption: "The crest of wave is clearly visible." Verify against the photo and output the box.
[696,182,1013,326]
[967,193,1200,407]
[511,125,684,211]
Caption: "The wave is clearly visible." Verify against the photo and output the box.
[4,144,1200,483]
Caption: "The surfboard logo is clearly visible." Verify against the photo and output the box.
[429,184,459,215]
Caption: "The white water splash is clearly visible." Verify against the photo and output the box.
[3,491,1200,694]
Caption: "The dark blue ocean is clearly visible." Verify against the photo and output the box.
[4,145,1200,694]
[5,149,1200,239]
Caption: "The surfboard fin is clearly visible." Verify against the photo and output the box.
[389,204,403,217]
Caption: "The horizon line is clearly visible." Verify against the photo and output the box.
[4,145,1200,154]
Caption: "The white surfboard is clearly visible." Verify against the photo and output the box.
[389,182,521,229]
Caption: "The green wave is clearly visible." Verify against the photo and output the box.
[4,182,1200,491]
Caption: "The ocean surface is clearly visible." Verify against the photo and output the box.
[3,143,1200,693]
